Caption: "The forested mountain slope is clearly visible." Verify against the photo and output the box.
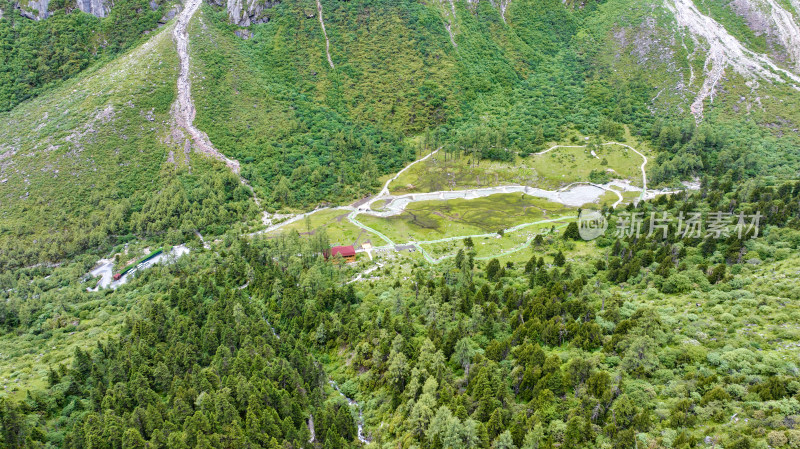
[1,1,800,447]
[1,180,800,448]
[0,21,255,269]
[2,0,799,267]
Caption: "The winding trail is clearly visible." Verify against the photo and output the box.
[317,0,334,69]
[335,142,646,264]
[530,142,648,201]
[376,148,440,199]
[601,142,648,196]
[249,206,353,237]
[347,212,396,247]
[253,141,679,267]
[413,217,572,264]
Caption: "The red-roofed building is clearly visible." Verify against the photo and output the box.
[325,245,356,263]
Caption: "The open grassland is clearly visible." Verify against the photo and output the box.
[265,208,367,247]
[418,220,571,263]
[391,143,647,195]
[392,153,540,194]
[597,190,624,206]
[0,302,125,401]
[359,193,573,244]
[370,199,389,210]
[531,143,645,187]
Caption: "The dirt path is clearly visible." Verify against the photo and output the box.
[317,0,334,69]
[529,142,648,199]
[602,142,648,195]
[375,148,440,199]
[413,217,572,264]
[253,141,686,266]
[259,142,647,241]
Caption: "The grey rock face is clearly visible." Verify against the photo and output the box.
[18,0,50,20]
[728,0,800,69]
[158,4,181,24]
[14,0,112,19]
[75,0,111,17]
[206,0,279,27]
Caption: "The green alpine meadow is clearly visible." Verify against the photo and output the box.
[1,0,800,447]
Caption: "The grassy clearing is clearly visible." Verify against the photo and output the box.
[418,220,570,262]
[359,193,573,244]
[0,295,126,400]
[531,143,645,187]
[392,153,539,194]
[370,199,388,210]
[597,190,623,207]
[265,209,367,247]
[391,143,646,195]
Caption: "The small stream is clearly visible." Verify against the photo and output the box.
[329,380,370,444]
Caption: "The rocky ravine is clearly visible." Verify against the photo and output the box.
[729,0,800,70]
[172,0,268,213]
[316,0,334,69]
[666,0,800,121]
[172,0,242,174]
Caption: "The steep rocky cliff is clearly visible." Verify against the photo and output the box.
[207,0,278,26]
[17,0,50,20]
[75,0,111,17]
[14,0,111,19]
